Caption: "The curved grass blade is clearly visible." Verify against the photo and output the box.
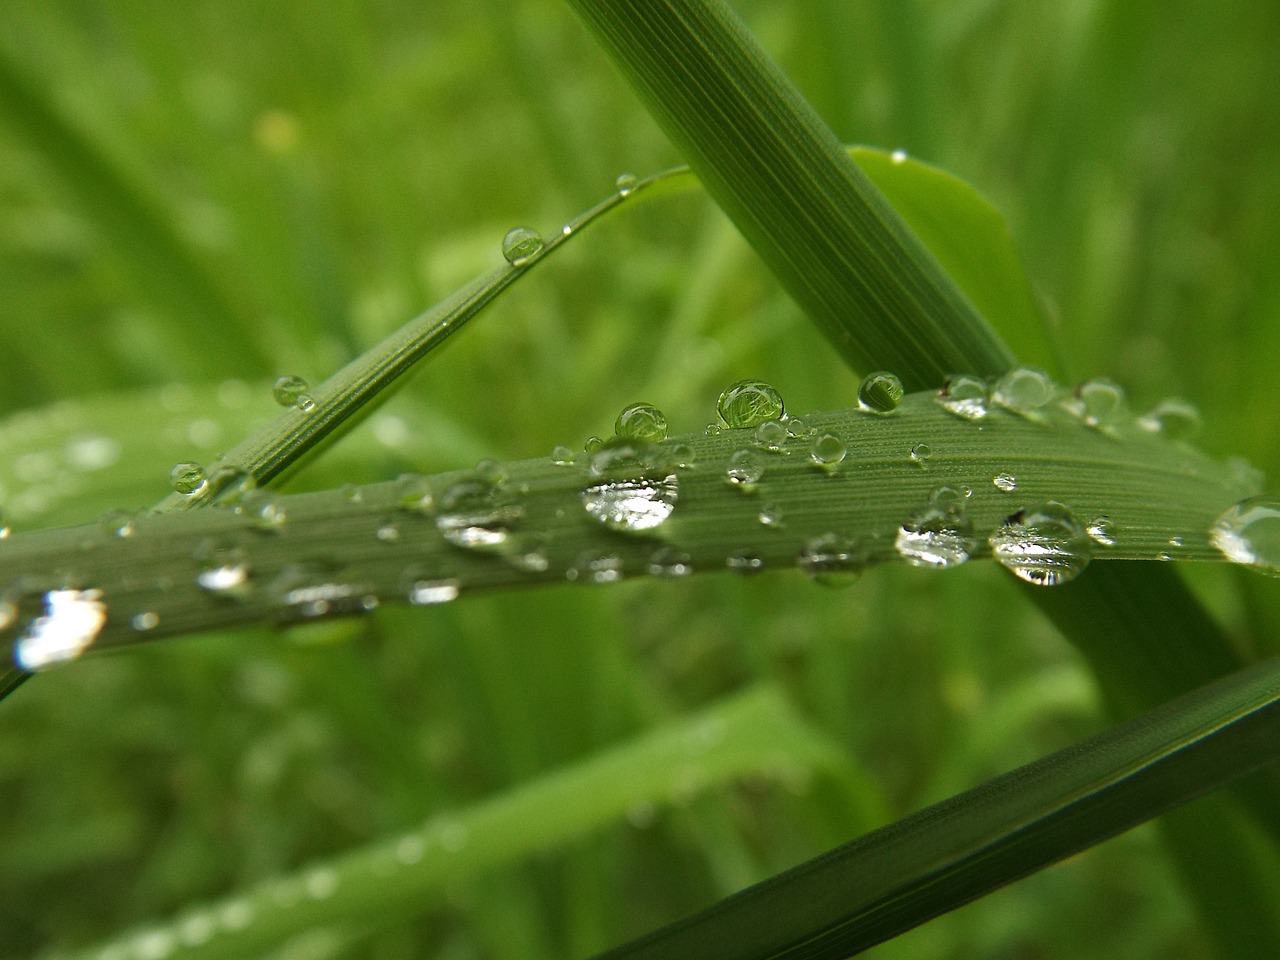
[591,657,1280,960]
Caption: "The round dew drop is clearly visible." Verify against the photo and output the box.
[272,375,315,412]
[909,442,932,466]
[857,371,904,413]
[1137,398,1202,441]
[754,420,788,452]
[809,433,846,469]
[895,495,975,569]
[934,374,990,421]
[992,367,1056,417]
[993,473,1018,493]
[1072,378,1127,429]
[615,402,668,443]
[615,172,638,196]
[501,226,544,266]
[170,461,208,496]
[725,449,765,490]
[716,379,785,429]
[581,475,678,534]
[989,502,1092,586]
[798,533,864,587]
[1210,496,1280,577]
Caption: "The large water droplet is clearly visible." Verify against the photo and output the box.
[1137,398,1202,441]
[808,433,846,470]
[992,367,1056,418]
[895,494,975,569]
[1071,378,1127,429]
[989,502,1092,586]
[581,474,678,534]
[857,371,904,413]
[272,375,315,412]
[717,380,785,428]
[725,449,765,490]
[797,533,864,586]
[170,461,208,496]
[615,172,638,196]
[754,420,788,452]
[502,226,543,266]
[615,403,668,443]
[435,478,524,552]
[13,588,108,671]
[935,375,990,421]
[1210,496,1280,576]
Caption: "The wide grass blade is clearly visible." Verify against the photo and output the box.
[592,657,1280,960]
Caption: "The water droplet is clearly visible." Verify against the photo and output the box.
[725,449,765,490]
[935,375,990,420]
[1071,378,1127,429]
[786,418,811,438]
[435,479,524,552]
[238,490,286,531]
[989,502,1093,586]
[857,371,904,413]
[584,435,605,453]
[717,379,785,428]
[131,611,160,631]
[615,172,638,196]
[581,474,678,534]
[895,495,975,569]
[1087,517,1116,546]
[808,433,846,470]
[758,502,784,528]
[375,522,400,542]
[647,547,693,577]
[909,442,932,466]
[726,551,764,575]
[1137,398,1202,441]
[505,537,550,573]
[568,552,624,584]
[1210,496,1280,576]
[754,419,788,452]
[615,402,668,442]
[0,510,9,540]
[474,458,506,486]
[551,445,577,466]
[670,443,697,467]
[704,422,722,436]
[798,533,865,586]
[396,474,435,514]
[993,473,1018,493]
[169,461,208,496]
[99,509,138,538]
[992,367,1057,418]
[13,588,108,671]
[407,578,461,605]
[501,226,543,266]
[196,544,253,599]
[891,149,908,163]
[588,438,668,478]
[272,375,315,412]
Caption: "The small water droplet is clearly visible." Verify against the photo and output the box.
[1086,517,1116,547]
[935,374,990,420]
[992,367,1057,418]
[895,495,975,569]
[726,550,764,575]
[272,375,315,412]
[568,552,624,584]
[704,422,722,436]
[99,509,138,538]
[584,435,605,453]
[615,402,668,442]
[375,522,400,542]
[407,578,461,605]
[754,419,788,452]
[169,461,208,496]
[551,445,577,466]
[647,547,693,577]
[785,418,811,438]
[808,433,846,470]
[891,149,908,163]
[0,509,9,539]
[615,172,638,196]
[725,449,765,491]
[505,536,550,573]
[131,611,160,631]
[1137,398,1202,441]
[13,588,108,671]
[909,442,932,466]
[993,473,1018,493]
[237,490,286,531]
[758,502,784,528]
[436,479,523,552]
[581,474,678,534]
[716,379,785,428]
[857,371,904,413]
[196,551,253,598]
[1210,496,1280,576]
[396,474,435,513]
[1070,378,1127,429]
[670,443,696,467]
[798,533,865,586]
[989,502,1092,586]
[502,225,544,266]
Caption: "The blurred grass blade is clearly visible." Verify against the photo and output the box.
[565,0,1016,388]
[60,685,861,960]
[593,657,1280,960]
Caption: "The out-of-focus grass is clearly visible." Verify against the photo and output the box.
[0,2,1275,958]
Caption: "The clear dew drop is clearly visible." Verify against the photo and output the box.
[993,473,1018,493]
[989,502,1093,586]
[396,473,435,514]
[581,474,678,534]
[726,550,764,575]
[169,461,208,496]
[406,577,460,605]
[1087,516,1116,547]
[131,611,160,632]
[1210,496,1280,577]
[992,367,1056,417]
[757,502,784,529]
[798,533,865,587]
[725,449,765,490]
[99,509,138,538]
[647,547,693,577]
[272,375,315,412]
[13,588,108,671]
[615,402,668,443]
[670,443,696,468]
[501,225,544,266]
[786,418,812,438]
[615,172,638,196]
[1071,378,1127,429]
[857,371,904,413]
[934,374,990,421]
[895,492,976,569]
[568,552,624,584]
[808,433,846,470]
[891,149,908,163]
[238,490,286,531]
[909,442,932,466]
[716,379,785,429]
[551,444,577,466]
[196,545,253,600]
[1137,398,1202,441]
[435,480,524,552]
[754,419,788,452]
[584,435,605,453]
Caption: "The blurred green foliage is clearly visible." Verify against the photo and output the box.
[0,1,1276,958]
